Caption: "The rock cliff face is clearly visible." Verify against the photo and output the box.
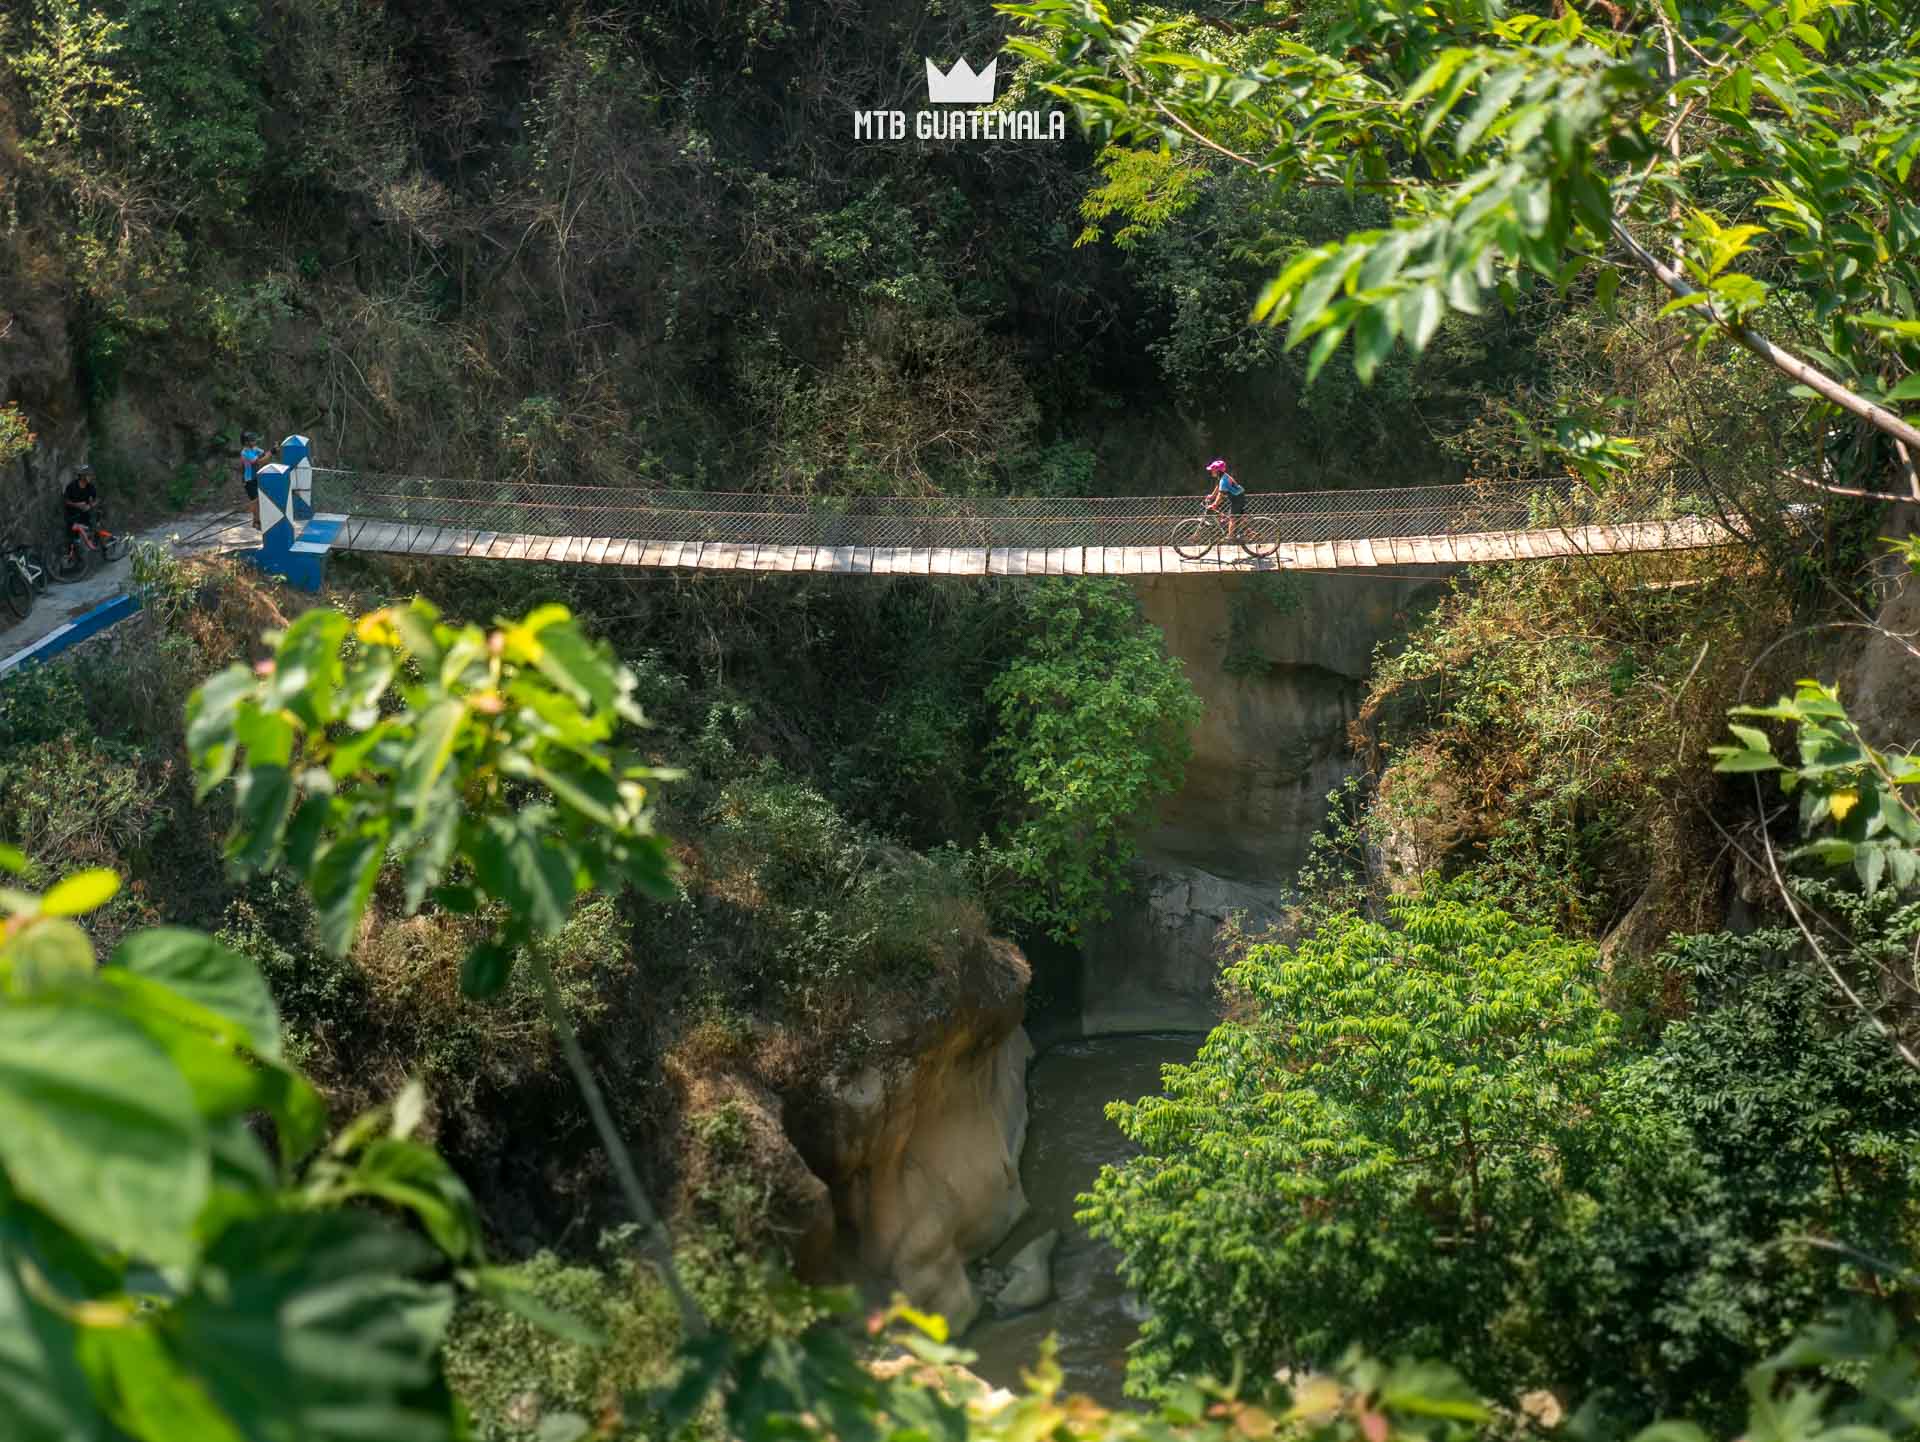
[1128,570,1447,883]
[1061,570,1445,1034]
[1845,510,1920,753]
[793,939,1034,1332]
[0,264,89,539]
[1076,862,1286,1034]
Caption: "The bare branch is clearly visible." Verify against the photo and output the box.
[1611,218,1920,455]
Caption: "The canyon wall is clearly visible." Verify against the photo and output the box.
[792,937,1033,1332]
[1069,569,1447,1035]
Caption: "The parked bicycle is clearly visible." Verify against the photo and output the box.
[52,507,130,583]
[1170,499,1280,562]
[2,538,48,621]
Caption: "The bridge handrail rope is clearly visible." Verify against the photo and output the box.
[313,466,1722,553]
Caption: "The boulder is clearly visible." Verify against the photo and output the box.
[1078,860,1286,1035]
[792,938,1034,1333]
[995,1228,1059,1314]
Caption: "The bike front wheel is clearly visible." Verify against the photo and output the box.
[21,543,49,593]
[50,536,96,583]
[1171,515,1221,561]
[102,535,131,563]
[2,558,32,620]
[1238,515,1281,559]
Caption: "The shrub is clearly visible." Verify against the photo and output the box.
[1532,920,1920,1427]
[0,663,92,749]
[0,736,169,875]
[983,579,1201,940]
[443,1231,684,1442]
[1081,891,1624,1397]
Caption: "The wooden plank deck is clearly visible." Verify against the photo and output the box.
[329,516,1737,574]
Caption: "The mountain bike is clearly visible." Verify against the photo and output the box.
[1,538,44,621]
[51,509,130,583]
[1170,500,1280,561]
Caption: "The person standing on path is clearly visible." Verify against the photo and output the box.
[238,432,269,528]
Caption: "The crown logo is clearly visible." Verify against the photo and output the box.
[925,57,997,104]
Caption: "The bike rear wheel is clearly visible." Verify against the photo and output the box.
[50,535,96,583]
[1171,515,1221,561]
[1238,514,1281,559]
[2,557,32,621]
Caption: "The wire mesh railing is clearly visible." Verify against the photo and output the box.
[315,468,1722,552]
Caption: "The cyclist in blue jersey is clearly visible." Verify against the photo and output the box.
[238,432,269,527]
[1204,458,1247,541]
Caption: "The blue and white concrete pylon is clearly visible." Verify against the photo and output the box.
[244,436,344,592]
[255,462,296,553]
[280,434,313,522]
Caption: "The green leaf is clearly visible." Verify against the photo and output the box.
[171,1211,458,1442]
[77,1324,247,1442]
[339,1140,482,1261]
[1454,68,1526,156]
[0,1004,209,1267]
[106,929,283,1060]
[0,845,24,874]
[186,667,259,800]
[400,700,466,827]
[1353,305,1393,385]
[1594,267,1621,314]
[1406,284,1445,351]
[227,763,294,871]
[310,826,389,957]
[1856,842,1887,894]
[521,613,617,715]
[459,942,513,1001]
[1286,246,1354,347]
[9,920,96,994]
[1710,749,1782,773]
[283,794,333,876]
[38,870,119,918]
[0,1224,103,1442]
[469,819,573,937]
[1631,1424,1710,1442]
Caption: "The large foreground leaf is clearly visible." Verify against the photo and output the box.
[0,1225,104,1442]
[0,1004,208,1268]
[171,1211,458,1442]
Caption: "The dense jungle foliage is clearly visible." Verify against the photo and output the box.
[4,0,1920,1438]
[0,0,1548,538]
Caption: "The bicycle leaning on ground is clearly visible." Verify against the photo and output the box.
[1170,496,1280,562]
[1,537,50,621]
[51,507,130,583]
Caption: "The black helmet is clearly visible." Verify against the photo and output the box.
[74,462,93,476]
[241,431,258,445]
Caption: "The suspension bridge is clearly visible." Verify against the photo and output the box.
[307,469,1738,577]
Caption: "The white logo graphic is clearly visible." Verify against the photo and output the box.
[925,57,997,104]
[852,55,1063,143]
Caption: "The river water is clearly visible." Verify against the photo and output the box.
[966,1032,1204,1406]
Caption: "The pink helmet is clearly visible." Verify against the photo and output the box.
[1207,458,1228,473]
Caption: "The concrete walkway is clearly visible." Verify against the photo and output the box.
[0,508,255,658]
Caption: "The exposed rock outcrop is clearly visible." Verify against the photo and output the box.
[1128,570,1448,884]
[1845,512,1920,754]
[994,1227,1059,1314]
[794,939,1034,1332]
[1076,860,1287,1035]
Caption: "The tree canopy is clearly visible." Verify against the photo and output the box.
[1006,0,1920,489]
